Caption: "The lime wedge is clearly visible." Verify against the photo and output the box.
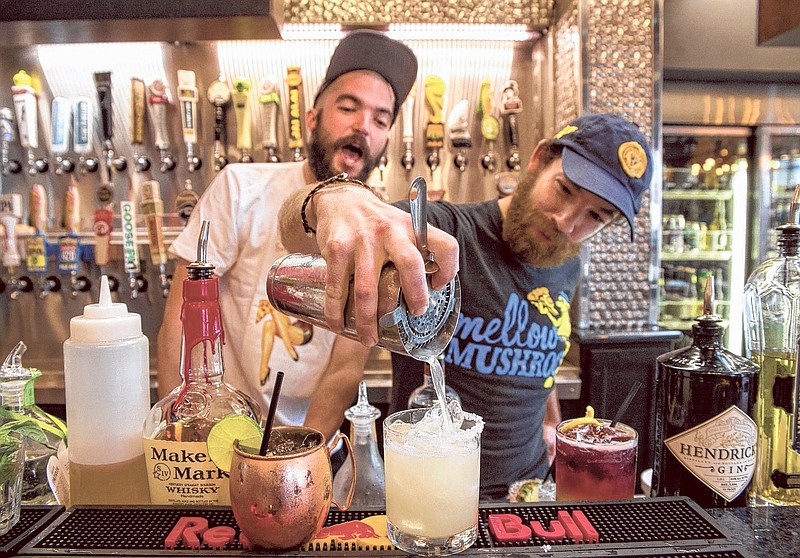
[206,414,263,473]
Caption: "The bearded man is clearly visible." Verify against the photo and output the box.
[281,113,653,499]
[156,30,417,430]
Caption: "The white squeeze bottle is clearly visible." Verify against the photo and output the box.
[63,275,151,504]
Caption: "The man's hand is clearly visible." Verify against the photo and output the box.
[279,182,459,347]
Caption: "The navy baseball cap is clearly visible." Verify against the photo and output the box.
[551,113,653,240]
[314,30,418,124]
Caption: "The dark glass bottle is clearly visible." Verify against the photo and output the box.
[652,276,758,508]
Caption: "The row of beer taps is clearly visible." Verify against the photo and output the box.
[0,68,298,179]
[0,183,160,302]
[2,68,524,192]
[401,77,524,198]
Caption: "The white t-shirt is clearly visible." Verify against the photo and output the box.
[168,162,337,426]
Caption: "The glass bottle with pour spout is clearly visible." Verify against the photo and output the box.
[653,276,758,508]
[0,342,65,504]
[332,381,385,507]
[143,221,262,506]
[743,185,800,505]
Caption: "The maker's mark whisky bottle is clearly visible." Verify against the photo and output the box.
[143,221,262,506]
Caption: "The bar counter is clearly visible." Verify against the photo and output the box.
[2,498,797,557]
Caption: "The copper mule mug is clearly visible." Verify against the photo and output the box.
[230,426,355,549]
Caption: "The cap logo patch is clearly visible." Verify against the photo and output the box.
[618,141,647,179]
[554,125,577,140]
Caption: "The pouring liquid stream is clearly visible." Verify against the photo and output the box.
[426,355,453,430]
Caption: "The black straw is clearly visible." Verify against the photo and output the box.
[609,381,642,429]
[258,371,285,456]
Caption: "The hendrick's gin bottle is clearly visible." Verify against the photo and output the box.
[652,276,757,507]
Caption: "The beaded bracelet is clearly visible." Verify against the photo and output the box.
[301,173,376,235]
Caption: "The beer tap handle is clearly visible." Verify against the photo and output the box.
[94,71,126,172]
[175,179,199,225]
[120,200,142,300]
[51,97,74,174]
[401,84,416,172]
[73,96,99,174]
[26,184,51,298]
[147,80,175,172]
[232,77,253,163]
[130,78,150,172]
[0,193,23,270]
[12,70,47,175]
[93,207,113,272]
[59,183,84,297]
[500,80,522,172]
[447,99,471,173]
[258,76,281,163]
[207,77,231,172]
[285,67,306,162]
[63,182,81,233]
[496,80,522,197]
[140,180,169,298]
[94,72,113,163]
[424,76,446,196]
[504,115,521,170]
[0,108,22,175]
[477,79,499,173]
[30,183,48,234]
[177,70,201,172]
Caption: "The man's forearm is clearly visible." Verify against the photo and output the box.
[156,260,190,399]
[278,184,324,254]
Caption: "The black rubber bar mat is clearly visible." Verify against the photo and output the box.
[18,497,752,557]
[0,506,63,558]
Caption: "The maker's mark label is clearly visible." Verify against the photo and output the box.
[665,405,757,502]
[143,440,230,506]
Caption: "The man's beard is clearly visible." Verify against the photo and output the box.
[502,172,581,268]
[307,119,385,183]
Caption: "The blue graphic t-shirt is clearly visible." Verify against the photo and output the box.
[390,199,579,500]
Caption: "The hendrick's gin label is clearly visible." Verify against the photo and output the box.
[652,277,757,508]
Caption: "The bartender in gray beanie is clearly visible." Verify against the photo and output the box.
[282,112,653,499]
[157,30,419,444]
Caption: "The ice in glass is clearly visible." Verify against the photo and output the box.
[555,419,638,501]
[384,406,483,556]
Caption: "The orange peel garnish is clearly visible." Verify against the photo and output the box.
[561,405,601,431]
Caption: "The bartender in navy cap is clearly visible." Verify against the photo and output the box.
[157,31,419,440]
[283,112,654,499]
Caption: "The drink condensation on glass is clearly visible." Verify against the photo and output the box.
[555,419,638,502]
[384,407,483,556]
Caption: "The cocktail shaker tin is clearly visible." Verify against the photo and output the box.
[267,176,459,360]
[266,254,460,360]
